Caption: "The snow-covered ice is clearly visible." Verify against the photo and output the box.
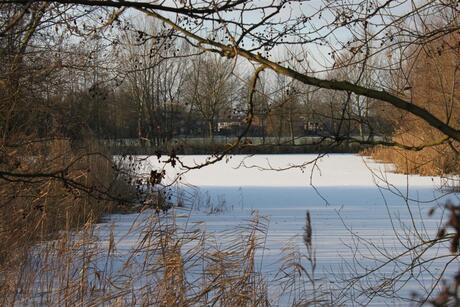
[132,153,446,187]
[101,154,460,305]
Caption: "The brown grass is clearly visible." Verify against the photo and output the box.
[364,31,460,177]
[0,136,137,303]
[363,141,459,176]
[0,194,335,306]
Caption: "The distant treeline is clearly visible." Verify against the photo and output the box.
[103,136,383,155]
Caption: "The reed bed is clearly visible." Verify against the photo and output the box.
[0,137,137,305]
[0,188,335,306]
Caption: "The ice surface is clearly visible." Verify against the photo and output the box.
[101,154,460,305]
[128,153,447,187]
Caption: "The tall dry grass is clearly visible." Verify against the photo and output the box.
[365,31,460,177]
[1,209,271,306]
[0,136,137,303]
[0,183,335,306]
[363,139,459,176]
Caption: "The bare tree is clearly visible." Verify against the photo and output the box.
[117,19,188,145]
[2,0,459,165]
[183,55,237,141]
[2,1,460,305]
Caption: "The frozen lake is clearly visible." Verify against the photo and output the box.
[101,154,459,305]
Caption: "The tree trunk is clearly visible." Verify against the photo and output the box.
[208,121,214,142]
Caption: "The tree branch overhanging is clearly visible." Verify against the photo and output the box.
[144,9,460,143]
[0,0,249,17]
[3,0,459,142]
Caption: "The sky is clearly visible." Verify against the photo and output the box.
[119,0,427,76]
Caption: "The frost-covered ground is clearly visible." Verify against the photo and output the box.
[100,154,460,305]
